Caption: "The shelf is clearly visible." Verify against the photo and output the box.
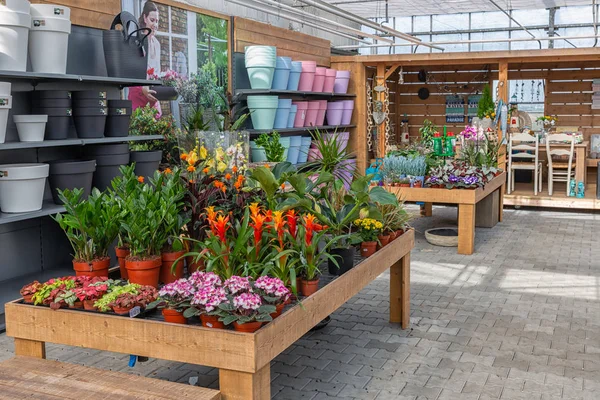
[0,135,163,151]
[587,159,600,167]
[235,89,356,99]
[248,125,356,135]
[0,201,65,226]
[0,70,160,87]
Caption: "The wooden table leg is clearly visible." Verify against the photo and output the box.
[219,365,270,400]
[390,253,410,329]
[458,204,476,255]
[575,146,586,185]
[14,338,46,359]
[498,185,505,223]
[423,202,433,217]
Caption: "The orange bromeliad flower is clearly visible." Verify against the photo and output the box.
[163,168,172,174]
[205,206,217,221]
[272,211,286,248]
[202,167,210,174]
[280,183,285,191]
[232,165,238,173]
[209,214,230,243]
[249,202,262,217]
[249,213,267,254]
[137,176,144,183]
[214,181,225,190]
[265,210,273,223]
[225,173,232,180]
[286,209,298,239]
[187,165,196,173]
[303,214,324,245]
[180,153,188,161]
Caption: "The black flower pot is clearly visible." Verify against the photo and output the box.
[74,99,108,108]
[87,153,130,192]
[32,107,72,140]
[84,143,129,156]
[73,107,107,138]
[49,159,96,205]
[72,90,107,100]
[105,104,132,137]
[32,98,72,108]
[151,85,178,101]
[31,90,71,100]
[130,150,162,181]
[328,247,356,276]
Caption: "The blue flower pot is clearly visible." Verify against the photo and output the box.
[247,95,279,130]
[298,136,312,163]
[274,99,292,129]
[272,57,292,90]
[287,104,297,128]
[287,61,302,91]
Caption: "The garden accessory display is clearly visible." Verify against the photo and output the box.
[13,115,47,142]
[244,46,276,89]
[85,144,129,191]
[130,150,162,181]
[304,101,320,127]
[103,11,150,79]
[323,69,337,93]
[287,104,298,128]
[287,61,302,91]
[333,70,351,94]
[48,159,96,205]
[326,101,344,126]
[105,99,132,137]
[272,56,291,90]
[274,98,292,130]
[29,14,71,74]
[0,10,30,71]
[247,95,278,130]
[0,163,49,213]
[31,107,72,140]
[298,61,316,91]
[312,67,326,92]
[292,101,308,128]
[0,82,12,144]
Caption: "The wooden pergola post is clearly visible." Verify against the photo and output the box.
[376,64,387,158]
[497,62,508,170]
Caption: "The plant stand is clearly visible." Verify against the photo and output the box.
[5,230,414,400]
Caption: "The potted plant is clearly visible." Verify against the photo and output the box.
[218,277,276,333]
[183,271,227,328]
[32,277,76,306]
[52,188,121,277]
[93,283,141,312]
[51,289,83,310]
[148,68,180,101]
[253,131,285,165]
[109,293,138,315]
[296,214,332,297]
[354,218,383,258]
[399,177,411,187]
[20,281,41,304]
[147,278,194,324]
[476,85,495,129]
[71,277,112,311]
[253,276,291,319]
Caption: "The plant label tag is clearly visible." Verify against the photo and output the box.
[0,171,7,178]
[66,109,72,116]
[98,100,107,107]
[54,8,64,15]
[0,98,9,107]
[33,20,46,27]
[129,306,141,318]
[99,92,107,99]
[116,108,127,115]
[100,108,107,115]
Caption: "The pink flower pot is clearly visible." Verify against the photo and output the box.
[316,100,327,126]
[326,101,344,126]
[325,132,349,152]
[341,100,355,125]
[298,61,317,91]
[334,70,351,94]
[304,101,320,127]
[307,147,322,161]
[312,67,326,92]
[323,69,337,92]
[292,101,308,128]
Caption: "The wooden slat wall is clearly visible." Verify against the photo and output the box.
[233,17,331,67]
[33,0,120,30]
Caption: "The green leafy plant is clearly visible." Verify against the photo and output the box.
[254,131,285,162]
[32,278,76,306]
[477,85,495,119]
[419,119,437,148]
[129,105,180,164]
[302,129,353,179]
[185,104,209,133]
[93,283,141,312]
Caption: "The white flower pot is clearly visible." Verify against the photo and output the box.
[0,11,31,72]
[29,16,71,74]
[0,82,11,96]
[13,115,47,142]
[0,163,49,213]
[0,90,12,144]
[0,0,30,13]
[30,4,70,20]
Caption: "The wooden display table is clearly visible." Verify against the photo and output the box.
[388,173,505,255]
[5,230,414,400]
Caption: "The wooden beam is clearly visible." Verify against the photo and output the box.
[219,366,270,400]
[384,63,402,80]
[156,0,229,20]
[14,338,45,359]
[377,64,386,158]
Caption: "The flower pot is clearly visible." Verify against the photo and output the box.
[297,137,312,163]
[249,141,267,163]
[299,278,320,297]
[72,257,110,278]
[0,163,49,213]
[162,308,187,324]
[151,85,178,101]
[377,234,391,250]
[298,61,317,91]
[341,100,355,125]
[292,101,308,128]
[287,61,302,91]
[274,98,292,129]
[30,4,71,19]
[272,56,292,90]
[73,107,107,138]
[270,303,285,319]
[72,90,107,100]
[304,101,320,127]
[247,67,275,90]
[287,104,297,129]
[233,321,263,333]
[29,16,71,74]
[186,256,205,273]
[32,90,71,100]
[13,115,47,142]
[395,229,404,238]
[22,294,34,304]
[86,149,129,192]
[1,0,31,13]
[83,299,98,311]
[413,181,423,188]
[328,247,355,276]
[0,85,12,144]
[312,67,326,92]
[105,101,132,137]
[130,150,162,182]
[48,159,96,205]
[31,107,72,140]
[388,231,397,241]
[200,314,224,329]
[286,136,302,164]
[315,100,327,127]
[335,158,355,189]
[400,183,410,187]
[0,11,30,72]
[160,250,185,285]
[112,305,133,315]
[307,147,321,162]
[69,301,83,309]
[326,101,344,126]
[334,70,351,94]
[125,256,162,288]
[325,131,349,152]
[247,95,278,130]
[360,241,377,257]
[115,247,130,280]
[279,136,291,160]
[323,69,337,92]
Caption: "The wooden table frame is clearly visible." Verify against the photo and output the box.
[5,231,414,400]
[389,173,505,255]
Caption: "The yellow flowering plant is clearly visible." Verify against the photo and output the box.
[353,218,383,242]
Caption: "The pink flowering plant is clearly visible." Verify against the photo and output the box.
[184,285,229,318]
[253,276,291,306]
[219,290,276,326]
[147,278,195,312]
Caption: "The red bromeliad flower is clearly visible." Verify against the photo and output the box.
[286,210,298,239]
[210,214,230,243]
[272,211,286,248]
[303,214,325,245]
[250,213,267,255]
[264,210,273,223]
[205,206,218,236]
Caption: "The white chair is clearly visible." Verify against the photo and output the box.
[507,132,543,195]
[546,133,575,196]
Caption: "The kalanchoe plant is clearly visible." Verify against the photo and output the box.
[147,278,194,312]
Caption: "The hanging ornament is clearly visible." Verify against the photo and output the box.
[366,82,374,152]
[531,80,535,102]
[520,80,525,102]
[398,67,404,85]
[536,81,542,101]
[513,81,519,100]
[372,82,388,125]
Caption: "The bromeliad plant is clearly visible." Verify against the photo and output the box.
[295,214,335,283]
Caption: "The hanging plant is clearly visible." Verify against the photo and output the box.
[477,85,495,119]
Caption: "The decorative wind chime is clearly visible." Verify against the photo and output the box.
[366,76,391,157]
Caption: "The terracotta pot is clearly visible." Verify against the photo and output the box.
[378,234,391,249]
[186,256,205,273]
[115,247,130,280]
[162,308,187,324]
[399,183,410,187]
[270,303,285,319]
[200,314,225,329]
[395,229,404,238]
[22,294,34,304]
[160,250,186,284]
[83,299,97,311]
[233,321,263,333]
[360,241,377,257]
[69,301,83,309]
[112,305,133,315]
[299,278,319,297]
[388,231,396,241]
[125,256,162,288]
[72,257,110,278]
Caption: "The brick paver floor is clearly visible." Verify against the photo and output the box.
[1,206,599,399]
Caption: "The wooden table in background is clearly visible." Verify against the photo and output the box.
[389,173,506,255]
[540,140,588,185]
[5,231,414,400]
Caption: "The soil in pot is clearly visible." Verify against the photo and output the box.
[299,278,320,297]
[360,241,377,258]
[328,247,356,276]
[377,234,391,250]
[162,308,187,324]
[72,257,110,277]
[112,305,133,315]
[83,299,98,311]
[115,246,130,280]
[125,256,162,288]
[270,303,286,319]
[200,314,225,329]
[233,321,263,333]
[160,250,185,285]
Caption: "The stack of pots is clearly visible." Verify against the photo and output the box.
[298,61,316,91]
[325,132,350,152]
[274,99,292,130]
[29,4,71,74]
[280,136,290,160]
[245,46,276,90]
[32,90,72,140]
[292,101,308,128]
[0,83,12,144]
[287,136,302,164]
[334,71,351,94]
[0,0,31,72]
[48,159,96,205]
[304,101,320,127]
[287,62,302,91]
[105,99,132,137]
[326,101,345,126]
[247,95,278,130]
[272,56,291,90]
[249,141,266,163]
[130,148,162,182]
[298,137,312,163]
[312,67,326,92]
[72,90,108,139]
[85,144,129,191]
[0,163,49,213]
[323,69,337,92]
[315,100,327,126]
[287,104,298,128]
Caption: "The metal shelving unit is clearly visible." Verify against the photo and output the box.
[0,135,164,151]
[0,202,65,226]
[0,70,159,87]
[234,89,356,99]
